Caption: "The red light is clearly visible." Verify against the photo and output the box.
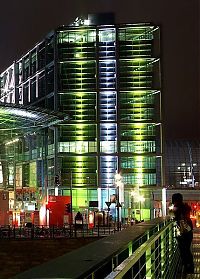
[194,205,197,209]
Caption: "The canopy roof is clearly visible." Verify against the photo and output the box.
[0,103,68,143]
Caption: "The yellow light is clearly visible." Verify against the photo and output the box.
[77,136,84,141]
[75,53,82,58]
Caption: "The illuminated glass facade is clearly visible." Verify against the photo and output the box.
[0,14,162,219]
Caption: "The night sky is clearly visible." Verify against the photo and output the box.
[0,0,199,140]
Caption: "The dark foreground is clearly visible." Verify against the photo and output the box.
[0,237,98,279]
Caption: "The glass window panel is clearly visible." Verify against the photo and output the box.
[99,29,115,42]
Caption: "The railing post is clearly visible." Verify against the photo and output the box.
[8,225,11,239]
[31,224,34,239]
[75,224,77,238]
[53,225,55,239]
[19,226,22,238]
[13,225,15,239]
[69,224,72,237]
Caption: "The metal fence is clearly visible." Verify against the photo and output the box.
[11,218,181,279]
[105,221,179,279]
[0,223,123,239]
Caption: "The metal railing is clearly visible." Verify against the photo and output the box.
[0,223,122,239]
[11,218,181,279]
[105,221,180,279]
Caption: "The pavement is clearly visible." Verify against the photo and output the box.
[0,237,97,279]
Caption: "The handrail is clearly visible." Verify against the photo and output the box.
[0,224,122,239]
[105,222,176,278]
[11,218,180,279]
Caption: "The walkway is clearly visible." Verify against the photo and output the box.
[185,229,200,278]
[11,218,178,279]
[177,229,200,279]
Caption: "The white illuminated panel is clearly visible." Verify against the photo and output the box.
[98,188,101,210]
[0,64,15,104]
[162,188,167,216]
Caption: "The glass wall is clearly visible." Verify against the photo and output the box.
[0,20,162,219]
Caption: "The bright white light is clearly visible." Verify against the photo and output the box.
[115,173,124,203]
[5,138,19,145]
[98,188,101,210]
[130,190,145,203]
[0,108,38,119]
[138,196,145,202]
[0,163,3,184]
[105,156,113,161]
[39,204,46,226]
[27,204,35,211]
[131,191,135,197]
[106,173,112,178]
[162,188,167,216]
[55,186,58,196]
[84,19,90,25]
[115,173,122,181]
[14,109,37,119]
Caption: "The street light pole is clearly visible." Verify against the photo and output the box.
[115,173,123,231]
[131,190,145,222]
[117,186,120,231]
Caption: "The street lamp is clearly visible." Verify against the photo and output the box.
[131,190,145,221]
[138,195,145,221]
[130,191,135,220]
[105,201,111,226]
[65,171,73,224]
[115,173,124,230]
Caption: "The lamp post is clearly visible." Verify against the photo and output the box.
[105,201,111,226]
[131,190,145,222]
[138,195,145,221]
[66,172,73,224]
[130,191,135,220]
[115,173,124,231]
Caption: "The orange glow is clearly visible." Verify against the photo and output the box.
[190,215,196,219]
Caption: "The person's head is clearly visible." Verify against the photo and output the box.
[172,193,183,205]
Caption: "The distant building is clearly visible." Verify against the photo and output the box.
[0,13,162,222]
[165,140,200,188]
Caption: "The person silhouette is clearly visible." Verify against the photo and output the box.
[172,193,194,274]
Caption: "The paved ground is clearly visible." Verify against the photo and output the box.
[176,229,200,279]
[0,237,98,279]
[185,230,200,278]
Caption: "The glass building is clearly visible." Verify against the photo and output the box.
[0,14,162,221]
[165,140,200,188]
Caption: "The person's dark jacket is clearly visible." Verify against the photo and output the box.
[173,202,193,232]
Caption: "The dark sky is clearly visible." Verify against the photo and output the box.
[0,0,199,140]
